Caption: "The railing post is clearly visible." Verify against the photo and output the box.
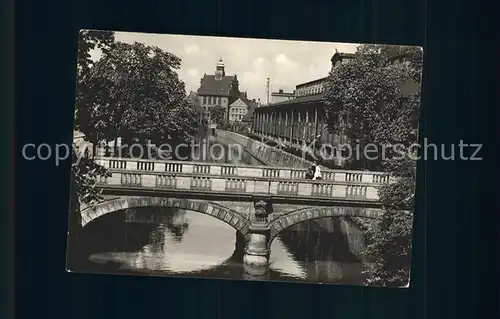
[243,200,271,278]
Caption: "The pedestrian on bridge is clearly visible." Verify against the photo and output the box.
[312,163,322,181]
[306,164,315,180]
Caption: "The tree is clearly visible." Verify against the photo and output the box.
[77,41,201,153]
[74,30,115,150]
[363,154,416,286]
[76,30,115,79]
[209,106,226,128]
[322,44,423,286]
[323,45,422,170]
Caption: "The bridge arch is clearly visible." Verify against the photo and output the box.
[267,206,383,246]
[80,196,252,239]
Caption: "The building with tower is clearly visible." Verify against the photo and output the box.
[196,57,241,122]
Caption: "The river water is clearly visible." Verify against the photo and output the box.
[69,135,371,285]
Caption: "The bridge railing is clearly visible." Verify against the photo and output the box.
[97,168,383,202]
[94,157,392,185]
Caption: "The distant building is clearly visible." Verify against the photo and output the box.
[229,97,258,122]
[330,50,355,71]
[293,51,355,98]
[270,89,295,104]
[196,57,240,122]
[294,78,328,97]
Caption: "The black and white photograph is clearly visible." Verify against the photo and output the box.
[67,30,423,287]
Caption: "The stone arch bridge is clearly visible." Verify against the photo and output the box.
[80,195,385,276]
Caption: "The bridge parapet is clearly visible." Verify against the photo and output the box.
[96,168,385,206]
[94,157,393,185]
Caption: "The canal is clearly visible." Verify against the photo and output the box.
[68,135,371,284]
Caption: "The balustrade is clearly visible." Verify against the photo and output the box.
[121,173,142,186]
[263,168,280,178]
[102,170,377,202]
[373,174,390,183]
[322,171,335,180]
[156,174,177,188]
[165,163,183,173]
[109,159,127,169]
[346,185,368,198]
[311,183,334,197]
[95,158,390,187]
[225,178,246,192]
[221,166,237,176]
[137,161,155,171]
[290,169,305,179]
[345,172,363,182]
[194,164,211,174]
[191,177,212,191]
[277,181,299,195]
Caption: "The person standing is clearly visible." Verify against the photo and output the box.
[306,164,315,180]
[312,164,322,180]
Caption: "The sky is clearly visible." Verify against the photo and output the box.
[89,31,359,103]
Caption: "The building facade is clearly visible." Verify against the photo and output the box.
[294,78,327,97]
[228,97,258,122]
[271,89,295,104]
[196,58,241,121]
[229,98,249,122]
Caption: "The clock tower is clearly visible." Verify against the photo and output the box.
[214,57,225,80]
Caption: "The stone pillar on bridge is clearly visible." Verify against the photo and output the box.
[243,200,272,279]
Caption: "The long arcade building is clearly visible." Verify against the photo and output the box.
[252,51,355,166]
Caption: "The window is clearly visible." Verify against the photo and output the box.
[203,96,207,104]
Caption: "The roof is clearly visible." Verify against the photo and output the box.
[229,97,257,108]
[240,98,258,122]
[330,52,356,62]
[197,74,236,96]
[255,93,325,111]
[188,91,198,103]
[296,77,328,89]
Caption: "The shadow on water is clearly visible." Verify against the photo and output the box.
[69,206,371,284]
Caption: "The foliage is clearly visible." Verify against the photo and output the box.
[76,40,201,148]
[74,30,115,143]
[323,45,422,169]
[322,44,423,286]
[231,121,251,133]
[70,148,111,206]
[209,105,227,128]
[69,31,114,239]
[76,30,115,79]
[363,154,416,286]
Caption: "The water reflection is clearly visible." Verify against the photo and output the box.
[77,207,370,284]
[89,212,237,274]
